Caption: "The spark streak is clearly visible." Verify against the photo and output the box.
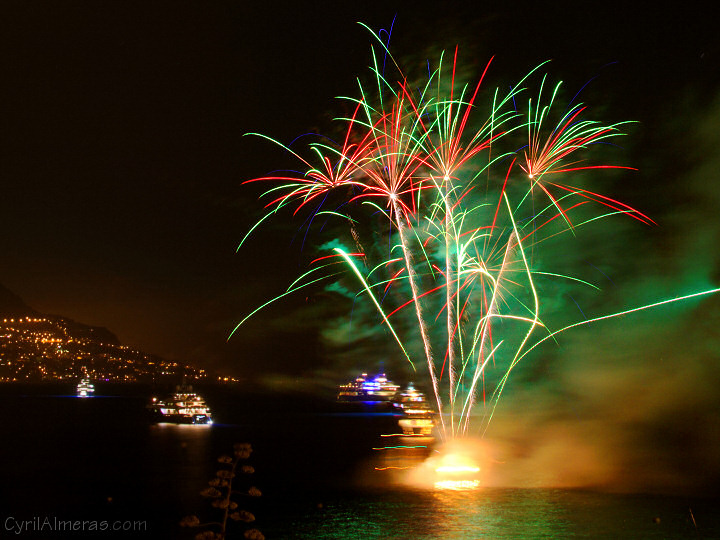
[234,23,719,444]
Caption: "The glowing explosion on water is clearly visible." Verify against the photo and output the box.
[234,24,719,487]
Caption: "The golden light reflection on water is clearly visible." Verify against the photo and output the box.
[434,479,481,490]
[371,435,492,491]
[432,452,482,490]
[374,437,490,491]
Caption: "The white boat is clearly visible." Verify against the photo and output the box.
[76,378,95,397]
[337,373,400,402]
[393,383,435,435]
[148,385,213,424]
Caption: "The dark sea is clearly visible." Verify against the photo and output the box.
[0,383,717,539]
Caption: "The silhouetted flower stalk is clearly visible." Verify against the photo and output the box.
[180,443,263,540]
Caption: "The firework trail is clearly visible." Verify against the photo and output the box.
[234,23,718,441]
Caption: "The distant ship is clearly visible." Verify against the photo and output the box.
[393,383,435,435]
[337,373,400,402]
[76,378,95,397]
[148,385,213,424]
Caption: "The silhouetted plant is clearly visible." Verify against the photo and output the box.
[180,443,263,540]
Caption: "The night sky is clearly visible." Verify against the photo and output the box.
[0,1,714,372]
[1,1,719,492]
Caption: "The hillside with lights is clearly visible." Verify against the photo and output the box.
[0,283,215,383]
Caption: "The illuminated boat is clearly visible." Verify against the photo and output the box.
[337,373,400,402]
[148,385,213,424]
[76,378,95,397]
[393,383,435,435]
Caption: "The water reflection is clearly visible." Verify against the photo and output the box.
[289,486,715,539]
[368,433,574,538]
[147,422,214,515]
[288,488,577,539]
[428,488,571,538]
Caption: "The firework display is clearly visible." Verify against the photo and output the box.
[234,25,718,442]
